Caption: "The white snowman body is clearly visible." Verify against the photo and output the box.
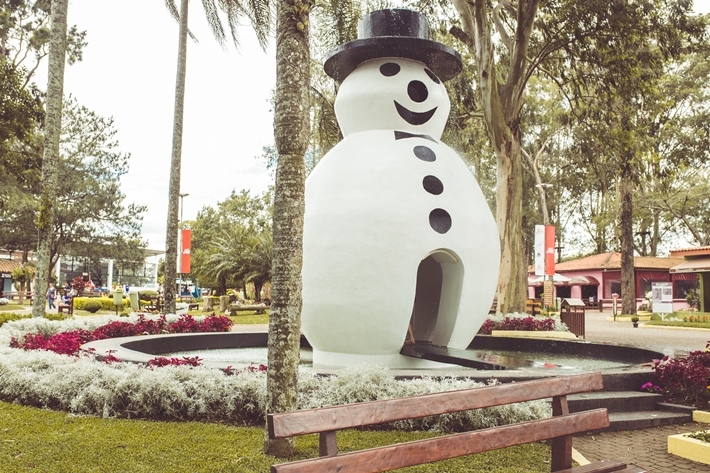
[302,57,500,368]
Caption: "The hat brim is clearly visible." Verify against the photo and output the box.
[324,37,462,83]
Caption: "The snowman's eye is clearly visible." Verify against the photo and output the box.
[380,63,400,76]
[425,69,441,84]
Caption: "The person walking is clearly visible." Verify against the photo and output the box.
[46,283,57,310]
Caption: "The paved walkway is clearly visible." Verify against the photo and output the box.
[574,422,710,472]
[583,309,710,357]
[572,310,710,472]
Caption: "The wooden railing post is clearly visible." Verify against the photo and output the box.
[319,431,337,456]
[551,395,573,472]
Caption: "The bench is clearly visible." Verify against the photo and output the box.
[489,299,541,315]
[139,295,163,312]
[1,291,32,301]
[526,298,542,316]
[227,304,267,315]
[267,372,645,473]
[176,295,200,311]
[57,298,74,316]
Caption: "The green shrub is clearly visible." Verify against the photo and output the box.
[73,297,128,312]
[82,299,102,313]
[0,312,30,327]
[119,311,130,317]
[0,312,67,326]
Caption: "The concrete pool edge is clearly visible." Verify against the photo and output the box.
[81,330,660,390]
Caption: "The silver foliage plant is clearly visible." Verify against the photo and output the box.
[0,317,550,430]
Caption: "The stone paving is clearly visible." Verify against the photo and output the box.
[573,310,710,472]
[574,422,710,472]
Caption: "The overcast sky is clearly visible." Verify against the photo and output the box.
[64,0,276,251]
[60,0,710,253]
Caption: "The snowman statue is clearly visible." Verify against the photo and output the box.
[301,9,500,368]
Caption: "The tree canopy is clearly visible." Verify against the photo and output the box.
[189,189,272,296]
[0,96,148,275]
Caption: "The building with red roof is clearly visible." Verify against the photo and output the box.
[0,259,21,297]
[528,252,694,311]
[669,246,710,312]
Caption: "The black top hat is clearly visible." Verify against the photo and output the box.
[324,9,462,83]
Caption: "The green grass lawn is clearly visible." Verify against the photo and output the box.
[645,320,710,329]
[644,311,710,329]
[0,401,551,473]
[0,303,26,311]
[228,312,269,324]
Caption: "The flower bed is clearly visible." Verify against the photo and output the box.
[644,350,710,408]
[10,313,233,359]
[0,315,550,429]
[478,313,567,335]
[668,430,710,465]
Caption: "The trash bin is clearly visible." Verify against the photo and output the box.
[128,291,140,311]
[560,298,586,339]
[112,288,124,315]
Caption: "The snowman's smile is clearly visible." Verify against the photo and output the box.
[394,101,437,126]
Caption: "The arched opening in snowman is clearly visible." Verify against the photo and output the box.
[409,249,463,345]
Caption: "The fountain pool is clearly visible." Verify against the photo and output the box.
[82,330,661,390]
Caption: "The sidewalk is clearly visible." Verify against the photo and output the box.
[574,422,710,472]
[573,310,710,472]
[583,309,710,357]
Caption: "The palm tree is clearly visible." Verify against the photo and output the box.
[265,0,310,457]
[32,0,69,318]
[205,226,249,290]
[162,0,272,314]
[243,231,272,302]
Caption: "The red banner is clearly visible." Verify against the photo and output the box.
[545,225,555,276]
[180,228,191,274]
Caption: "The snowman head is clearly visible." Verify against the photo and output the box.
[324,9,462,139]
[335,57,450,138]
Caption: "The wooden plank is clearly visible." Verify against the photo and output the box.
[268,372,603,438]
[551,395,573,470]
[270,409,610,473]
[554,459,628,473]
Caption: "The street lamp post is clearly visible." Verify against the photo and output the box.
[179,193,189,224]
[178,193,189,296]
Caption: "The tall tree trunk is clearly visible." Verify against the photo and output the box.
[32,0,68,318]
[620,165,636,315]
[451,0,540,314]
[163,0,189,315]
[496,140,527,313]
[265,0,309,457]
